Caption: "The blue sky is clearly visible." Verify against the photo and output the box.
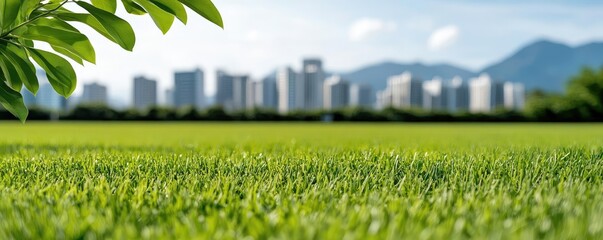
[69,0,603,104]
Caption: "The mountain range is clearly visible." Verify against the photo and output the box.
[341,39,603,93]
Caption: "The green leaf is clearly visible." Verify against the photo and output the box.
[149,0,187,24]
[0,55,22,91]
[41,0,64,10]
[133,0,175,34]
[91,0,118,13]
[0,78,28,122]
[17,0,39,25]
[18,39,34,48]
[33,16,80,32]
[0,0,22,31]
[0,44,38,94]
[27,48,76,97]
[28,17,88,64]
[178,0,223,28]
[51,45,84,65]
[76,1,136,51]
[121,0,147,15]
[17,24,96,64]
[54,11,120,50]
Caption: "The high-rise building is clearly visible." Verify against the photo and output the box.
[447,77,470,112]
[323,75,350,110]
[216,70,234,108]
[216,70,249,111]
[232,75,249,111]
[376,89,392,109]
[469,74,505,113]
[248,80,259,110]
[504,82,526,111]
[250,77,278,109]
[423,77,448,111]
[262,77,278,109]
[133,76,157,110]
[349,84,373,108]
[277,67,302,113]
[81,82,108,105]
[387,72,423,109]
[301,58,325,110]
[174,68,204,109]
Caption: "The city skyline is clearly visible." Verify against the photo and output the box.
[26,56,525,115]
[63,0,603,105]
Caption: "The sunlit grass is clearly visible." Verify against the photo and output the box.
[0,123,602,239]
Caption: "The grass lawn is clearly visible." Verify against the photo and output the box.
[0,122,602,239]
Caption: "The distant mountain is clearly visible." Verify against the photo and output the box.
[342,62,476,92]
[265,40,603,94]
[482,40,603,92]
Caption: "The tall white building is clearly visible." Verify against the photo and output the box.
[469,74,505,113]
[349,84,372,108]
[323,75,350,110]
[504,82,526,111]
[447,77,470,112]
[81,82,108,105]
[133,76,157,110]
[301,59,324,110]
[376,89,392,109]
[387,72,423,109]
[277,67,302,113]
[174,68,204,109]
[423,77,448,111]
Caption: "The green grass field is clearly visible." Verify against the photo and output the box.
[1,123,602,239]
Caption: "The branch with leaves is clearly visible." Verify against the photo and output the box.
[0,0,222,122]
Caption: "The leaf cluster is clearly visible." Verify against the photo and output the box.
[0,0,222,122]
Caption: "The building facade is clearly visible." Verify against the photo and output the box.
[323,75,350,110]
[504,82,526,111]
[174,68,204,109]
[447,77,470,112]
[301,59,325,110]
[232,75,249,111]
[423,77,448,111]
[376,89,392,110]
[277,67,302,113]
[349,84,373,108]
[387,72,423,109]
[250,77,278,109]
[82,82,108,105]
[216,70,250,111]
[216,70,234,108]
[133,76,157,110]
[469,74,505,113]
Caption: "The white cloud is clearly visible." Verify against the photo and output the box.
[348,18,396,42]
[428,25,460,51]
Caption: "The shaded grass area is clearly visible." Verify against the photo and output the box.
[0,123,602,239]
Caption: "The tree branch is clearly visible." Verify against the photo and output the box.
[0,0,72,38]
